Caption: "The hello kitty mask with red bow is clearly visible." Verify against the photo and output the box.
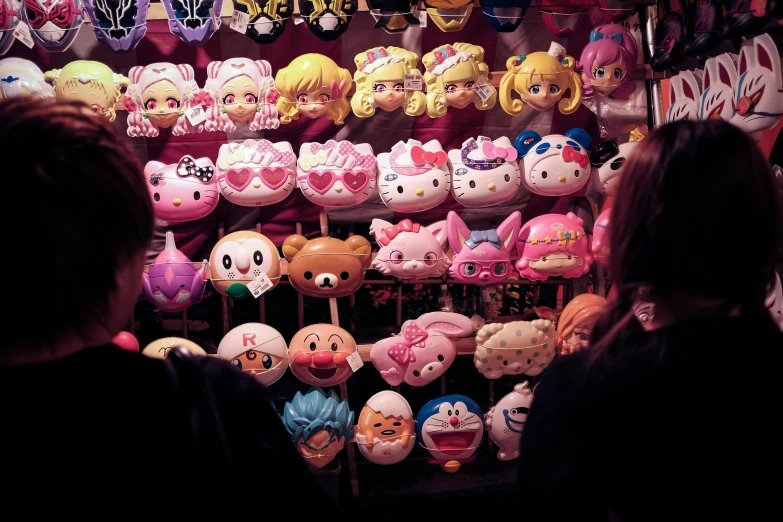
[216,140,296,207]
[297,140,378,208]
[377,139,452,213]
[730,33,783,136]
[515,128,592,197]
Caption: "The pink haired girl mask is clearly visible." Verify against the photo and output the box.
[297,140,377,208]
[376,139,451,213]
[144,156,220,224]
[216,139,297,207]
[577,24,639,99]
[447,211,521,286]
[370,218,449,279]
[516,212,592,281]
[447,136,521,208]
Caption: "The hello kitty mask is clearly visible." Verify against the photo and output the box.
[377,139,451,213]
[22,0,83,52]
[448,211,521,286]
[590,140,637,197]
[700,53,738,121]
[448,136,521,208]
[370,218,449,279]
[370,312,474,387]
[516,212,592,281]
[731,33,783,135]
[144,156,219,224]
[217,140,296,207]
[297,140,377,208]
[515,128,592,197]
[666,70,701,123]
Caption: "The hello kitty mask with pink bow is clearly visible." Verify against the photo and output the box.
[297,140,378,208]
[370,312,475,387]
[447,211,521,286]
[447,136,521,208]
[216,140,297,207]
[370,218,449,279]
[377,139,452,213]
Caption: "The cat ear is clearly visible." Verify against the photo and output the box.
[447,211,470,254]
[370,219,394,242]
[753,33,779,75]
[426,220,448,248]
[496,211,522,251]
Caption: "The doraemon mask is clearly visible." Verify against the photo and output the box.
[83,0,149,52]
[233,0,291,44]
[515,128,592,197]
[479,0,530,32]
[424,0,473,32]
[367,0,419,33]
[22,0,83,52]
[415,394,484,473]
[0,0,20,56]
[298,0,356,41]
[161,0,225,46]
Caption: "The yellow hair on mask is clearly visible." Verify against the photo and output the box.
[275,54,353,125]
[351,46,426,118]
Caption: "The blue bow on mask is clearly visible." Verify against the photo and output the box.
[589,31,623,44]
[464,230,502,250]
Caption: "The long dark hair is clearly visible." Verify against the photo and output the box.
[590,120,782,362]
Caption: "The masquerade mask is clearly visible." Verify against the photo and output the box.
[22,0,84,51]
[299,0,357,41]
[367,0,419,33]
[0,0,20,56]
[161,0,225,46]
[479,0,530,32]
[83,0,149,52]
[424,0,474,32]
[233,0,291,44]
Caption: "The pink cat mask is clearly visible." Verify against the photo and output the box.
[370,218,449,279]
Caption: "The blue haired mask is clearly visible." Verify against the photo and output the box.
[480,0,530,32]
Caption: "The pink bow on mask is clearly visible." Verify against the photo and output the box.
[330,79,347,100]
[410,146,448,167]
[387,322,428,365]
[190,91,212,107]
[562,146,589,168]
[481,142,518,161]
[379,219,420,246]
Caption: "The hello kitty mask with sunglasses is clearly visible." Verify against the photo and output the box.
[448,136,521,208]
[377,139,451,213]
[297,140,377,208]
[21,0,83,52]
[730,33,783,136]
[217,140,297,207]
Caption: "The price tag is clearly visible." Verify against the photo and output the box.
[230,10,250,33]
[246,273,273,298]
[404,74,422,91]
[346,351,364,372]
[475,77,494,102]
[185,105,207,126]
[13,22,34,49]
[418,10,428,28]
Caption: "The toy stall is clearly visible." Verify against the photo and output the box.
[3,0,783,517]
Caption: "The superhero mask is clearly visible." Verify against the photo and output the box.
[424,0,474,32]
[83,0,149,52]
[479,0,530,32]
[161,0,225,46]
[0,0,20,56]
[22,0,84,52]
[233,0,291,44]
[298,0,357,41]
[367,0,418,33]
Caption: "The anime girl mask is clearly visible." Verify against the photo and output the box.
[730,33,783,136]
[448,136,520,208]
[577,24,639,99]
[0,0,20,56]
[216,139,297,207]
[666,70,701,123]
[83,0,149,52]
[159,0,223,46]
[0,58,53,99]
[423,0,473,32]
[699,53,738,122]
[351,46,427,118]
[299,0,357,41]
[297,140,377,208]
[125,62,203,137]
[141,231,207,313]
[515,128,592,197]
[232,0,291,44]
[479,0,530,32]
[377,139,451,213]
[516,212,592,281]
[367,0,419,33]
[499,41,582,116]
[22,0,83,51]
[45,60,129,121]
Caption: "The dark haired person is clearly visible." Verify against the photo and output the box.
[517,121,783,521]
[0,98,340,520]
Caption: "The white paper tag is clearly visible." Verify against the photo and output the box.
[13,22,34,49]
[230,10,250,33]
[294,15,305,25]
[418,10,428,28]
[347,351,364,372]
[404,74,423,91]
[475,77,494,102]
[247,273,273,298]
[185,105,207,126]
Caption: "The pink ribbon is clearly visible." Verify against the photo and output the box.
[379,219,420,246]
[481,141,518,161]
[387,322,428,365]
